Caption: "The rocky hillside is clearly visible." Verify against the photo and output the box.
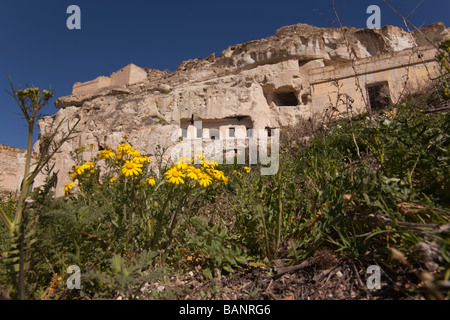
[36,22,449,196]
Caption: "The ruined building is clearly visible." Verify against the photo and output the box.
[1,22,449,196]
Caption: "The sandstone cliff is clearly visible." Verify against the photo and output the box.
[34,22,449,196]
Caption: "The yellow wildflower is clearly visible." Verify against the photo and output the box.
[148,176,156,186]
[64,182,76,196]
[133,156,151,164]
[74,162,95,175]
[174,157,191,172]
[194,153,205,160]
[165,167,185,185]
[211,169,225,181]
[79,165,87,174]
[131,149,141,158]
[385,111,395,118]
[222,176,229,184]
[187,166,201,180]
[244,166,250,173]
[202,159,218,168]
[86,162,95,168]
[121,161,143,177]
[176,162,188,172]
[178,156,193,164]
[109,177,117,185]
[198,172,213,187]
[99,148,115,160]
[117,143,132,154]
[75,165,84,175]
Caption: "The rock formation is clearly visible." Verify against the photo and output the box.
[0,144,55,196]
[1,22,449,196]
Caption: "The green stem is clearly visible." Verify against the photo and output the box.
[151,185,175,250]
[257,204,271,260]
[18,223,26,300]
[123,178,127,225]
[275,170,283,257]
[165,185,205,251]
[13,120,34,232]
[407,155,421,190]
[166,192,190,248]
[130,180,135,226]
[16,116,35,301]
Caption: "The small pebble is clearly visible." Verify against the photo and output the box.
[157,285,165,292]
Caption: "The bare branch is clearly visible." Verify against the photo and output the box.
[331,0,371,117]
[27,118,80,184]
[382,0,443,53]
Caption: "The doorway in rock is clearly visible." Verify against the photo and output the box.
[367,81,391,111]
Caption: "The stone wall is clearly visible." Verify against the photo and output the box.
[110,63,148,87]
[72,63,148,96]
[73,76,111,96]
[0,144,56,196]
[0,144,27,195]
[309,48,441,114]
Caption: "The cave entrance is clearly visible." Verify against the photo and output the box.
[273,91,299,106]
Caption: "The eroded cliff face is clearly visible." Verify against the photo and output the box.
[35,22,449,196]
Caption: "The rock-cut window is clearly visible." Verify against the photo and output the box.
[229,127,235,138]
[273,91,299,106]
[367,82,391,111]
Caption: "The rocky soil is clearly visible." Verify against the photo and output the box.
[130,249,445,301]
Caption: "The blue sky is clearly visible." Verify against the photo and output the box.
[1,0,449,149]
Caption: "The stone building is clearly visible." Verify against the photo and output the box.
[0,144,55,196]
[1,22,448,196]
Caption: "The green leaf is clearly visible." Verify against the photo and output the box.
[202,268,213,279]
[225,255,236,266]
[249,261,266,268]
[110,254,123,274]
[223,265,234,274]
[0,206,13,232]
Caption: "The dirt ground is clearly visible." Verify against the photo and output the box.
[137,248,448,300]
